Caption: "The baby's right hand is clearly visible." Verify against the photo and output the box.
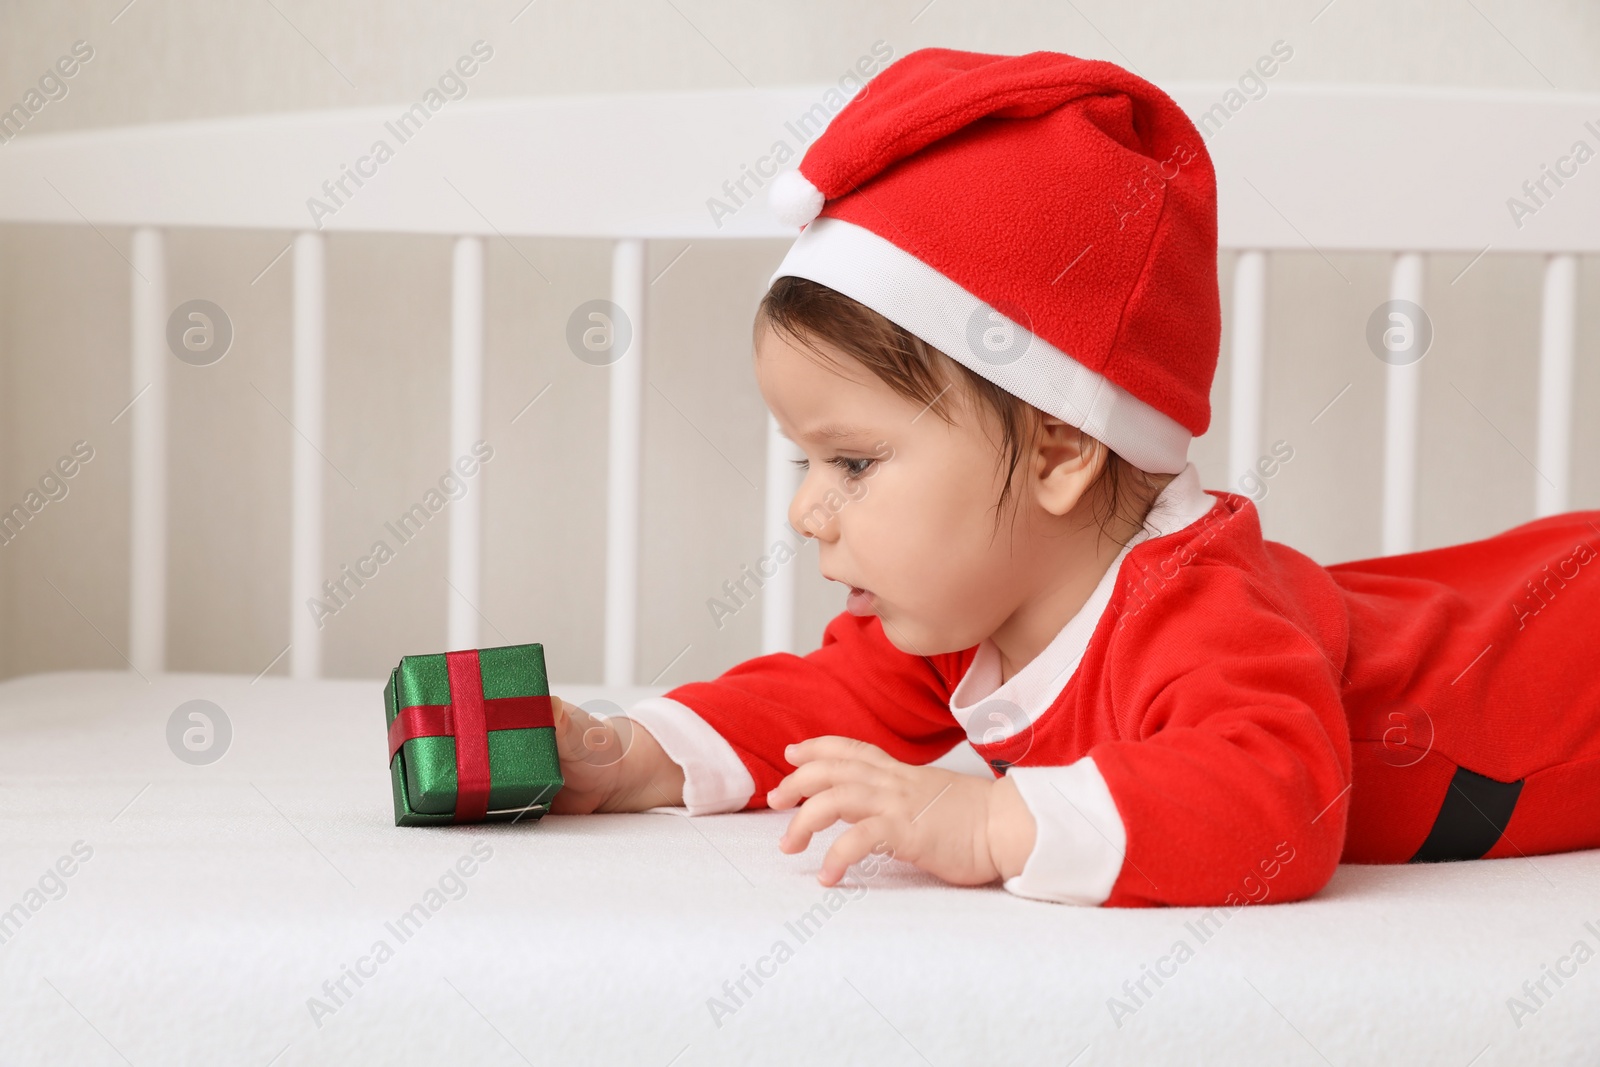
[549,696,632,813]
[548,696,684,814]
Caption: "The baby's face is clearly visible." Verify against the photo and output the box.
[755,325,1042,658]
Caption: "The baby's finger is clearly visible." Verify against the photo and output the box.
[785,736,896,769]
[552,697,632,768]
[552,696,586,755]
[778,783,883,854]
[767,759,891,810]
[819,818,897,886]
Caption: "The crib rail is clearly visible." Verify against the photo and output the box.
[0,83,1595,679]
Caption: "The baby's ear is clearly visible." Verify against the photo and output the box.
[1036,415,1094,460]
[1027,421,1098,514]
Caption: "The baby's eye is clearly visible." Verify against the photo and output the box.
[832,457,876,478]
[789,456,876,479]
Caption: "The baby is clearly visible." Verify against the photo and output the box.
[547,48,1600,908]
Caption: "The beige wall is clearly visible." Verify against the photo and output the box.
[1,1,1597,684]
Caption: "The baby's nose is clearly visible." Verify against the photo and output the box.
[788,484,839,541]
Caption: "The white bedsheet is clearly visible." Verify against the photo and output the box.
[2,669,1598,1065]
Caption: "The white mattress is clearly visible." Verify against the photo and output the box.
[2,669,1598,1065]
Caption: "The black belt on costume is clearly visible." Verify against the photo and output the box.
[1408,765,1524,863]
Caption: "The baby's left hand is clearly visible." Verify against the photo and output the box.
[767,736,1033,888]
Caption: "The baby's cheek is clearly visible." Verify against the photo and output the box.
[883,536,990,637]
[856,475,991,610]
[860,508,941,591]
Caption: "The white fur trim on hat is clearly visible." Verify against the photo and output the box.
[768,217,1192,475]
[767,168,825,228]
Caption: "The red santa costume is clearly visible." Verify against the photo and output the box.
[624,48,1600,907]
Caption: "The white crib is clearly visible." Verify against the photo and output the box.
[2,83,1599,1066]
[0,82,1594,683]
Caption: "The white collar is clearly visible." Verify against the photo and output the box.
[947,461,1218,744]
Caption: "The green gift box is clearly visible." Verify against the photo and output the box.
[384,643,564,826]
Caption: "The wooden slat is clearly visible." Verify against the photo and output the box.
[0,87,1593,251]
[603,239,644,686]
[288,232,325,679]
[1381,253,1425,555]
[1228,251,1266,494]
[447,236,485,649]
[1536,254,1577,518]
[128,227,166,674]
[761,413,802,655]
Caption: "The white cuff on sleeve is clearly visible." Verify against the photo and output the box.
[622,696,755,816]
[1002,756,1127,906]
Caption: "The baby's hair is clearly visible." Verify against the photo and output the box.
[756,276,1167,547]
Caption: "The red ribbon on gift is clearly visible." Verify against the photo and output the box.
[387,649,555,822]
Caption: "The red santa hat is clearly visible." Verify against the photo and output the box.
[766,48,1220,475]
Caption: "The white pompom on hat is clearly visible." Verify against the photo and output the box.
[766,167,826,228]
